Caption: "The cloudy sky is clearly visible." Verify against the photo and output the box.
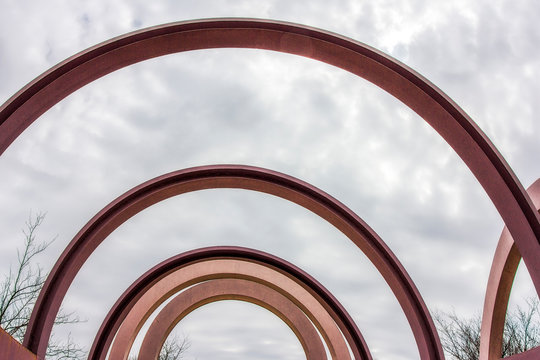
[1,0,539,359]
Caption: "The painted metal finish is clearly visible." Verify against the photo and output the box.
[138,278,328,360]
[101,250,361,360]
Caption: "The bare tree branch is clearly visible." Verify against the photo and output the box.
[159,335,190,360]
[128,334,191,360]
[0,212,85,359]
[435,298,540,360]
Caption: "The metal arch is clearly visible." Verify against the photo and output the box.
[137,278,329,360]
[25,165,440,359]
[480,228,521,360]
[480,179,540,360]
[103,254,357,360]
[0,19,538,298]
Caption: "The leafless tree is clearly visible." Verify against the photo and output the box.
[435,298,540,360]
[128,335,191,360]
[0,213,85,359]
[502,298,540,356]
[158,335,190,360]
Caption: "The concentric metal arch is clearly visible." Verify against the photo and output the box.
[26,165,441,359]
[97,248,366,360]
[0,17,536,358]
[0,18,538,291]
[139,278,329,360]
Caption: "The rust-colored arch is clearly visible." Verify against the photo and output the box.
[27,165,439,359]
[0,20,538,302]
[138,278,328,360]
[103,253,357,360]
[480,179,540,360]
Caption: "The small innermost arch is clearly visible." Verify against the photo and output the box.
[161,300,309,360]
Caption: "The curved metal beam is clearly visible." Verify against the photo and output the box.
[138,278,328,360]
[480,179,540,360]
[25,165,440,359]
[0,20,537,303]
[480,228,521,360]
[103,254,356,360]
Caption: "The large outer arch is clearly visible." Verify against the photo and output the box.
[0,19,538,290]
[25,165,442,359]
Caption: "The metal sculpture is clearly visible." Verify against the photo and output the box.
[100,248,365,359]
[0,20,537,289]
[0,18,537,360]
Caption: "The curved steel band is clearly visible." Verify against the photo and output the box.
[138,278,328,360]
[101,251,359,360]
[480,179,540,360]
[28,165,440,359]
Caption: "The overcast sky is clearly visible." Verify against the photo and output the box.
[1,1,539,359]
